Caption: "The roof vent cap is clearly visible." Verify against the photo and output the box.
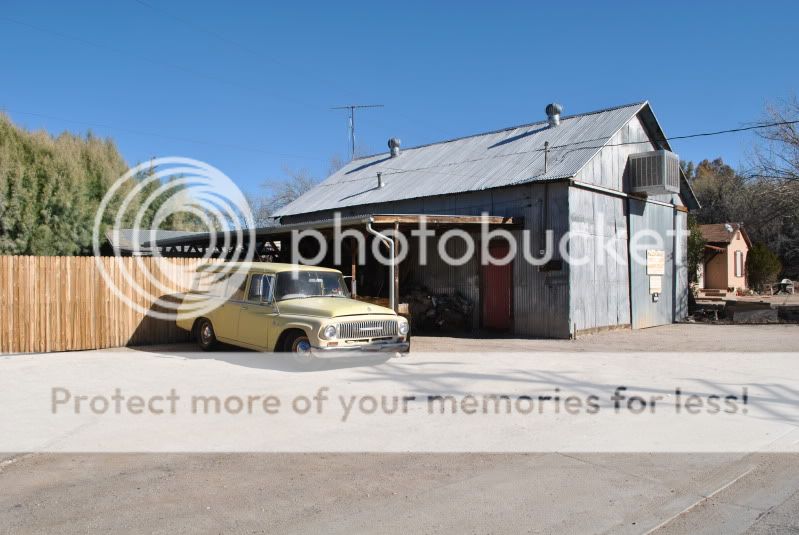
[545,103,563,127]
[388,138,401,157]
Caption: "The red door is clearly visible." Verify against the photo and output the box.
[482,241,513,330]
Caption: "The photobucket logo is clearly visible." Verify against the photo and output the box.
[289,212,687,269]
[92,157,255,321]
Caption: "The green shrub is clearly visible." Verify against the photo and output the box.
[746,243,782,290]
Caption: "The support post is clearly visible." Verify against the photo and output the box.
[350,237,358,298]
[365,220,395,311]
[393,221,400,312]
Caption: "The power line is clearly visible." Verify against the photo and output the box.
[3,108,326,161]
[128,0,451,140]
[377,119,799,178]
[130,1,296,74]
[303,118,799,187]
[2,12,449,159]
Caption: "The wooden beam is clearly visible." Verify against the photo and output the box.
[370,214,522,226]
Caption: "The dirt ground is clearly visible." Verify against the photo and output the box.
[2,324,799,534]
[409,323,799,353]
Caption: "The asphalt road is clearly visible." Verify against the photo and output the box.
[2,324,799,534]
[2,452,799,533]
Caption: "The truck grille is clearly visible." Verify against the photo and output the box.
[337,319,398,339]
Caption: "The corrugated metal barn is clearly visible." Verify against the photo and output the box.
[271,101,699,338]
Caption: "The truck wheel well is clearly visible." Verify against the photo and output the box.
[191,317,209,337]
[274,328,307,352]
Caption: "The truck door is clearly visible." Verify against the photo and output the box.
[237,274,277,349]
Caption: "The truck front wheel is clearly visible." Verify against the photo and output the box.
[284,331,312,353]
[195,318,217,351]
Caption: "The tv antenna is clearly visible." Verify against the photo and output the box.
[331,104,384,160]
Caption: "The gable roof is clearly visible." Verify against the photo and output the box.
[699,223,752,247]
[275,101,694,218]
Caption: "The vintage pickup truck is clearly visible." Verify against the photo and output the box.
[176,262,410,356]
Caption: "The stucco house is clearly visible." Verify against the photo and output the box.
[699,223,751,291]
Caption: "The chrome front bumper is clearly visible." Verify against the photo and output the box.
[311,340,410,356]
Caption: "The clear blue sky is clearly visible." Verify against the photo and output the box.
[2,0,797,196]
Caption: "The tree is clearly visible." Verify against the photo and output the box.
[688,158,748,226]
[686,215,705,283]
[244,191,275,228]
[243,157,345,228]
[0,113,128,255]
[686,147,799,278]
[746,243,782,290]
[259,166,320,215]
[0,113,206,255]
[749,96,799,276]
[753,96,799,182]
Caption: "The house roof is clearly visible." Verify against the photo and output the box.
[275,101,697,218]
[699,223,752,247]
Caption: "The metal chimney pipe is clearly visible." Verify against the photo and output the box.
[388,138,401,157]
[545,103,563,127]
[377,172,384,188]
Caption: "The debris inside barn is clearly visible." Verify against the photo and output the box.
[403,287,474,333]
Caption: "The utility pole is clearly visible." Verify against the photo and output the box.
[331,104,384,160]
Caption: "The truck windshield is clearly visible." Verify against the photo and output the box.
[274,271,350,301]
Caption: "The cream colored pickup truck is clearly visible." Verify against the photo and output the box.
[176,262,410,355]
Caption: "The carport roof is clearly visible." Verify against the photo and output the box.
[143,213,523,248]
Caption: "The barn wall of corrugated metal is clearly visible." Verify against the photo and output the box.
[391,183,572,337]
[403,232,482,331]
[573,114,684,206]
[568,187,631,333]
[674,210,689,321]
[278,183,539,224]
[282,183,573,338]
[574,114,654,190]
[628,199,675,329]
[511,182,571,338]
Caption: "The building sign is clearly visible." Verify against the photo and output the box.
[649,275,662,295]
[646,249,665,276]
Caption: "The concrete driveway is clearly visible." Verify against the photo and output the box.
[2,324,799,534]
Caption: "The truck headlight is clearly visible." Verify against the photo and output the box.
[398,320,409,336]
[322,325,337,340]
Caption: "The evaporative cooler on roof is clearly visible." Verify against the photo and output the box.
[628,150,680,196]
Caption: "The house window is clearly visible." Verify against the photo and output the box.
[735,251,743,278]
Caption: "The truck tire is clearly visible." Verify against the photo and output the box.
[284,331,312,353]
[196,318,218,351]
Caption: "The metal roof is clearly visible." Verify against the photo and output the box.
[106,229,204,252]
[275,101,650,217]
[144,214,522,247]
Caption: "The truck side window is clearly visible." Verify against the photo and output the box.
[247,274,264,302]
[263,276,275,303]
